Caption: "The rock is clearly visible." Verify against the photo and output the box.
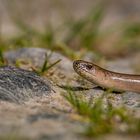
[106,58,135,73]
[4,47,75,86]
[4,47,73,72]
[122,92,140,108]
[1,47,140,140]
[0,66,52,103]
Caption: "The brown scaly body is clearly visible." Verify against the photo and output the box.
[73,60,140,93]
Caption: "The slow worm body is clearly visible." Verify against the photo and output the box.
[73,60,140,93]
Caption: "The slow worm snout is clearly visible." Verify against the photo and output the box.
[73,60,140,93]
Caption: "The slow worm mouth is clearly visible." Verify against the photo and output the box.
[73,60,82,71]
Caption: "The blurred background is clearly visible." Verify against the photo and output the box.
[0,1,140,139]
[0,0,140,59]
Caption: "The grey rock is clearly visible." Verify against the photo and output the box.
[122,92,140,108]
[0,66,52,103]
[4,47,73,72]
[106,59,134,73]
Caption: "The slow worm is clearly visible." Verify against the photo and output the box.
[73,60,140,93]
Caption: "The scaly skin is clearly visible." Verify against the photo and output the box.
[73,60,140,93]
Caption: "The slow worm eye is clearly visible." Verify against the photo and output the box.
[86,64,93,70]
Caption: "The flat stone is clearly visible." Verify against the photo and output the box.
[0,66,52,103]
[4,47,73,72]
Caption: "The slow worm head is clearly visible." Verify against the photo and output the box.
[73,60,140,93]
